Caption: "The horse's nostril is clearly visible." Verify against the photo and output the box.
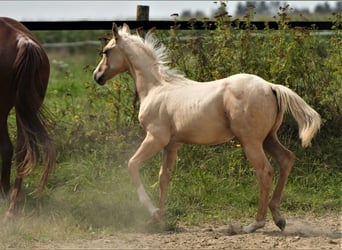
[94,73,106,85]
[98,78,106,85]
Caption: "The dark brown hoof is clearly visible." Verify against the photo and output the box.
[276,218,286,231]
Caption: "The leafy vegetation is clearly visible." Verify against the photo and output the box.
[0,6,341,247]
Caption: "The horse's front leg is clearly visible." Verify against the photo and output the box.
[128,132,167,222]
[158,143,179,217]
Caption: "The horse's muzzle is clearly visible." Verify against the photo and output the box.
[93,72,106,85]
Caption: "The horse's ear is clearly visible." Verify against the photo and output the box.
[146,27,156,36]
[122,23,131,34]
[112,22,120,40]
[136,27,144,38]
[136,26,156,39]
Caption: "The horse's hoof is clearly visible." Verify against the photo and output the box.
[146,217,160,225]
[2,212,14,224]
[242,220,265,233]
[276,218,286,231]
[146,209,162,224]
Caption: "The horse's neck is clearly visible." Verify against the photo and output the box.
[125,49,161,101]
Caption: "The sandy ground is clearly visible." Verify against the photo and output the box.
[34,213,341,249]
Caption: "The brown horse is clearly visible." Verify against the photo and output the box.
[93,23,321,233]
[0,17,55,219]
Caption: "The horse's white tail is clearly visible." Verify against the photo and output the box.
[271,84,321,147]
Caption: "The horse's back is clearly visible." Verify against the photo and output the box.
[0,17,46,63]
[0,17,19,63]
[0,17,49,96]
[223,73,277,107]
[0,17,21,109]
[141,74,278,145]
[0,17,35,39]
[224,73,273,93]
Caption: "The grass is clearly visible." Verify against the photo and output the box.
[0,12,341,246]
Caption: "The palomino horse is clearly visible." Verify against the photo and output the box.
[0,17,55,219]
[93,23,321,233]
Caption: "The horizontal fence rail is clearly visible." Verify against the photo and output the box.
[22,20,340,31]
[42,40,101,48]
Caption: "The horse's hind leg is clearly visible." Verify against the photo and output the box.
[0,118,13,196]
[128,132,167,221]
[158,143,178,216]
[242,142,274,233]
[5,174,23,219]
[5,127,26,219]
[263,134,295,231]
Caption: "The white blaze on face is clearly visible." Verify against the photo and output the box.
[16,34,38,48]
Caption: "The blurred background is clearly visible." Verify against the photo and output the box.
[1,1,341,21]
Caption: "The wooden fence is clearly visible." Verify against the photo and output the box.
[22,20,339,31]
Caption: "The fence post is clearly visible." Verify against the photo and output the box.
[136,5,150,21]
[134,5,150,109]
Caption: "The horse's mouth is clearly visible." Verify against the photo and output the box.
[93,74,106,85]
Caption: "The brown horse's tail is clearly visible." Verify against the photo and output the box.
[271,84,321,147]
[13,39,55,191]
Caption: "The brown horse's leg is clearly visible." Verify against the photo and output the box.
[4,127,26,220]
[128,132,167,221]
[263,134,295,231]
[0,120,13,196]
[5,174,23,219]
[158,143,179,215]
[242,142,274,233]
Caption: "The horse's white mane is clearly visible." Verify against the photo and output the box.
[119,27,186,83]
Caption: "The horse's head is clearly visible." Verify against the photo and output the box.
[93,23,130,85]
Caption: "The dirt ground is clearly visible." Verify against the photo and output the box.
[35,213,341,249]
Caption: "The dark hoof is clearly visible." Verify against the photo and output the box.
[276,218,286,231]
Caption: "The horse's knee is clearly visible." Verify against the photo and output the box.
[127,160,134,174]
[127,158,140,177]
